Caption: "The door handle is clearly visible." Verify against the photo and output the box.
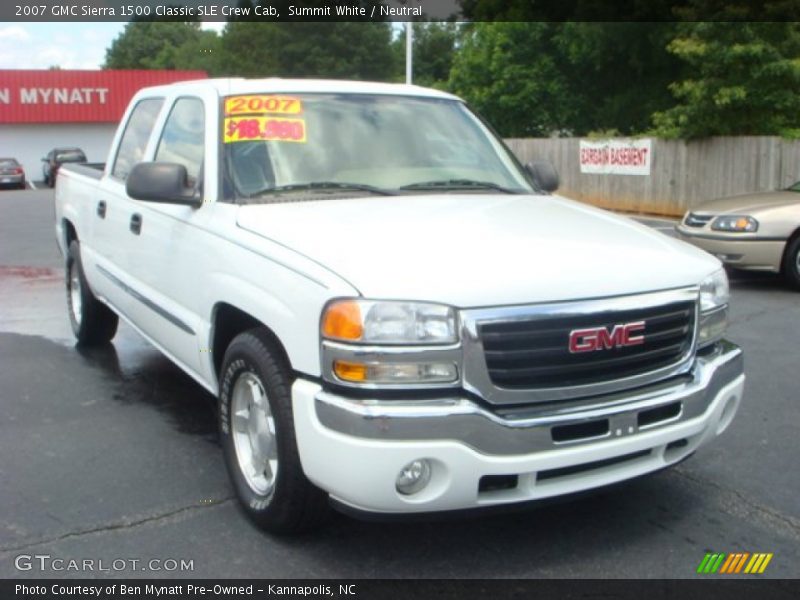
[96,201,106,218]
[130,213,142,235]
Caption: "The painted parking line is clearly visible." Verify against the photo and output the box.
[29,181,37,190]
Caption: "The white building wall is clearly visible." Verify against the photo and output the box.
[0,123,116,182]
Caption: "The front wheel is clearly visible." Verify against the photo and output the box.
[66,240,118,344]
[784,237,800,290]
[219,329,329,534]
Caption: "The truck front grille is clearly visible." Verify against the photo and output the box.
[479,300,695,389]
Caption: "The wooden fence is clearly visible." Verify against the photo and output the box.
[505,137,800,217]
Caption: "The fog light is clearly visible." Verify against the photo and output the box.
[395,459,432,495]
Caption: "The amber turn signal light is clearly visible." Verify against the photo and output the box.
[333,360,368,382]
[322,300,363,341]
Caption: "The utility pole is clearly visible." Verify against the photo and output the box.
[405,22,413,84]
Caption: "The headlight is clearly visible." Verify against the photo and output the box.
[711,215,758,232]
[698,269,730,347]
[321,299,458,345]
[321,299,460,388]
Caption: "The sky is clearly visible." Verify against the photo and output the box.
[0,22,225,70]
[0,21,408,71]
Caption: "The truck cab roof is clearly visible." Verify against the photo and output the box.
[136,77,461,101]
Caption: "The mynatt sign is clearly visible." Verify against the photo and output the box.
[0,70,206,124]
[579,139,652,176]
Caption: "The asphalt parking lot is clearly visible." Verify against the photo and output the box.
[0,189,798,579]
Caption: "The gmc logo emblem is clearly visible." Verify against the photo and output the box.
[569,321,645,353]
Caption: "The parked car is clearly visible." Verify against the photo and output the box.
[676,183,800,289]
[0,158,26,189]
[42,147,87,187]
[54,79,744,533]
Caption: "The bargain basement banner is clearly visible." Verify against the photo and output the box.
[579,139,652,176]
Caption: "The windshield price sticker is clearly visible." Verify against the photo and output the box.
[224,117,307,143]
[224,95,303,116]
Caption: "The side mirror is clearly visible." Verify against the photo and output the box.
[126,162,202,207]
[525,160,559,193]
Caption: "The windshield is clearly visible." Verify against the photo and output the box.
[221,93,533,200]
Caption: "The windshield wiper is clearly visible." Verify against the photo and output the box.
[399,179,524,194]
[248,181,398,198]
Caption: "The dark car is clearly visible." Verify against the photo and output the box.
[0,158,26,190]
[42,147,87,187]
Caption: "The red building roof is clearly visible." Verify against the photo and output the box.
[0,69,207,124]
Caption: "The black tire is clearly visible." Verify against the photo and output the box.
[219,329,329,534]
[784,237,800,290]
[66,240,118,344]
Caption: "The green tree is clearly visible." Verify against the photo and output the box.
[652,22,800,138]
[391,22,461,88]
[220,21,394,80]
[447,22,681,137]
[104,22,204,69]
[448,23,575,137]
[171,30,224,75]
[553,22,681,136]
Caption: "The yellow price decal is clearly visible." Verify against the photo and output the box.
[224,116,307,143]
[224,95,303,116]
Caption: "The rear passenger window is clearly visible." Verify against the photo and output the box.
[154,98,205,187]
[112,98,164,180]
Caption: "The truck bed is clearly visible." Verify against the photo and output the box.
[60,163,105,180]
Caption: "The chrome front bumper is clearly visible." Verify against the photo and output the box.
[315,340,743,456]
[293,341,744,513]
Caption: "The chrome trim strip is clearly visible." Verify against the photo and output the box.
[460,287,700,404]
[314,341,743,456]
[96,264,195,335]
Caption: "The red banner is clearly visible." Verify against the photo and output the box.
[0,70,207,124]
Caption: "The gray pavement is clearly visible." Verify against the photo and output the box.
[0,189,798,578]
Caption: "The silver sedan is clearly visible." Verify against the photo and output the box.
[676,183,800,289]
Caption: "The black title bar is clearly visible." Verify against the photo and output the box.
[3,579,799,600]
[3,0,800,22]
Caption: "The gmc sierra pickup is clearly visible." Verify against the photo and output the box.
[55,78,744,533]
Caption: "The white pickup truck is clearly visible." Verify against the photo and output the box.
[55,79,744,533]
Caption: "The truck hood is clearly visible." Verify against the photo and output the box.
[693,190,800,214]
[236,194,720,307]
